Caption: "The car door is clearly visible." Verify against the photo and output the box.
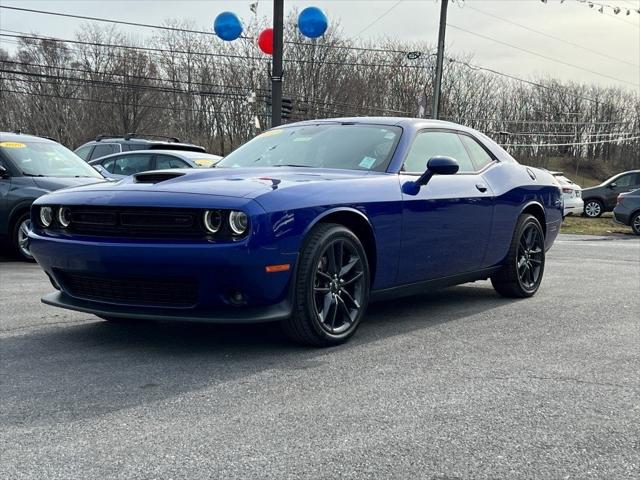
[398,129,495,282]
[606,173,640,210]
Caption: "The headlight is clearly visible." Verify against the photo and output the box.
[39,206,53,227]
[203,210,222,234]
[58,207,72,228]
[228,211,249,235]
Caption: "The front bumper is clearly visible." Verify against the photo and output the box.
[42,291,291,324]
[29,231,297,323]
[563,197,584,216]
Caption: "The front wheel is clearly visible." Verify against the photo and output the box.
[12,213,35,262]
[631,212,640,235]
[491,214,545,298]
[282,223,370,347]
[583,199,603,218]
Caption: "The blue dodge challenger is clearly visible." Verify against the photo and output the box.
[29,118,562,346]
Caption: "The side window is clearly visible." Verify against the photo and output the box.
[155,155,189,169]
[403,131,475,173]
[459,134,494,170]
[113,154,152,176]
[89,143,119,160]
[615,174,634,187]
[101,157,117,174]
[74,145,92,160]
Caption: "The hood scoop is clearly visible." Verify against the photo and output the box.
[134,171,185,184]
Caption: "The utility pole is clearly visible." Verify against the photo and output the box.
[432,0,448,120]
[271,0,284,127]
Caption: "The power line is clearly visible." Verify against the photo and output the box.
[500,135,640,147]
[463,4,639,68]
[0,32,432,71]
[356,0,404,37]
[446,23,640,87]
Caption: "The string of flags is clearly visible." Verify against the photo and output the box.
[541,0,640,16]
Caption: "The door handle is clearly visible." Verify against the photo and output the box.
[475,183,488,193]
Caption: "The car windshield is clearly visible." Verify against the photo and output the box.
[0,140,103,178]
[217,124,402,172]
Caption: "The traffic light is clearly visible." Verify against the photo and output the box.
[281,97,293,120]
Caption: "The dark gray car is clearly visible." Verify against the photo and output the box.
[0,132,105,260]
[613,188,640,235]
[581,170,640,217]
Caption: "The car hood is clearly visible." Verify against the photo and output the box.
[32,176,106,192]
[55,167,374,199]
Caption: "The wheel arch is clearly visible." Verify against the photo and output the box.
[304,207,377,286]
[520,201,546,237]
[8,200,33,234]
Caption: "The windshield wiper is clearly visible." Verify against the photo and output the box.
[21,172,45,177]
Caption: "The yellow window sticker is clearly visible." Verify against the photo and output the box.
[193,159,215,167]
[0,141,27,149]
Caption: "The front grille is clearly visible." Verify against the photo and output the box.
[59,206,205,238]
[56,271,198,307]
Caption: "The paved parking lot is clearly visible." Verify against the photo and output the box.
[1,234,638,479]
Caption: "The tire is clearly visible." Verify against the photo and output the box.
[631,212,640,235]
[491,214,545,298]
[583,199,603,218]
[11,212,35,262]
[282,223,370,347]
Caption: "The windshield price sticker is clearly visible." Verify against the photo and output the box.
[0,141,27,149]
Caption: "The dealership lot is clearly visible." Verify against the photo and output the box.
[1,234,638,479]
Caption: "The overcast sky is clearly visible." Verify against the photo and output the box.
[1,0,638,91]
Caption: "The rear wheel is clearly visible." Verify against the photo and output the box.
[491,214,545,298]
[11,212,35,262]
[282,223,370,347]
[631,212,640,235]
[583,199,603,218]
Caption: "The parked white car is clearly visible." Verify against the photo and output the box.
[551,171,583,216]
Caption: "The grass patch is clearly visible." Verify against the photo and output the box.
[560,214,631,235]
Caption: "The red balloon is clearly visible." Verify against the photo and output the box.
[257,28,273,55]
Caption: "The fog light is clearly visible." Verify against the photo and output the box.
[228,211,249,235]
[58,207,72,228]
[40,206,53,227]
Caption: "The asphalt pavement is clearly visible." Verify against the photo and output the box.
[1,234,639,479]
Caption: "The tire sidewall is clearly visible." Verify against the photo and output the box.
[298,225,370,344]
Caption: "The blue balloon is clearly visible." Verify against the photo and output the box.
[298,7,328,39]
[214,12,243,41]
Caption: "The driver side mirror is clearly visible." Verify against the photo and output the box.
[0,165,9,179]
[608,182,617,189]
[402,156,459,195]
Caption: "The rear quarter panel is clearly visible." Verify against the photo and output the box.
[482,163,562,266]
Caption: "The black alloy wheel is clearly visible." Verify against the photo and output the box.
[312,237,366,335]
[492,214,546,298]
[516,223,545,291]
[283,223,370,346]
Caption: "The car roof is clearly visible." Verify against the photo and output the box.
[284,116,463,129]
[0,132,58,144]
[87,149,220,164]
